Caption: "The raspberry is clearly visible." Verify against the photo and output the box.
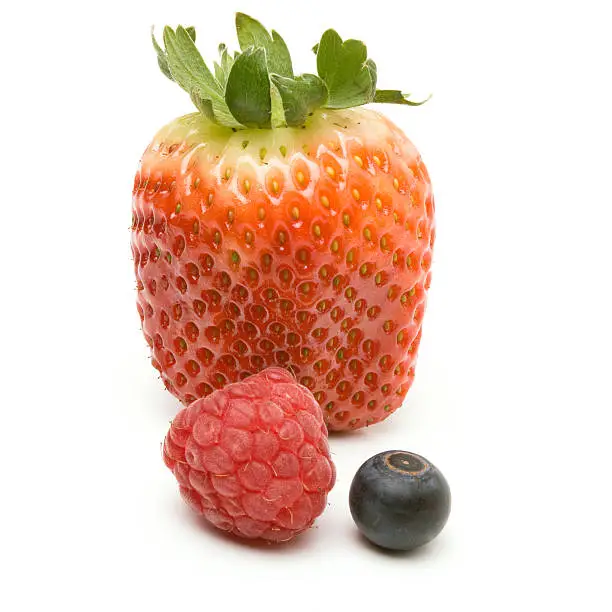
[163,367,336,542]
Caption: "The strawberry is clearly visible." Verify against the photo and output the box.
[133,14,434,431]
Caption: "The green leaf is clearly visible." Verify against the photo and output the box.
[152,19,428,129]
[316,29,377,108]
[271,73,328,126]
[235,13,293,77]
[163,26,241,128]
[365,58,377,91]
[213,61,224,84]
[151,27,173,81]
[224,47,238,75]
[270,31,293,76]
[374,90,432,106]
[225,47,272,128]
[213,43,236,88]
[190,93,215,121]
[270,84,286,128]
[163,26,221,95]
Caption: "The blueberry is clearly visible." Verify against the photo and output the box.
[349,450,451,551]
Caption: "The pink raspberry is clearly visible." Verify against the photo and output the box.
[163,368,336,542]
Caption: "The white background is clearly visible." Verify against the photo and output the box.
[2,0,611,610]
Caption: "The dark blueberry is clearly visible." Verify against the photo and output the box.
[349,450,451,551]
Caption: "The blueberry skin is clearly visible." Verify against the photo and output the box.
[349,450,451,551]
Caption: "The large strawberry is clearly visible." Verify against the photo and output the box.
[132,14,434,431]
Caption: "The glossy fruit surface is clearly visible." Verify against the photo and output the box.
[132,109,434,430]
[349,450,450,550]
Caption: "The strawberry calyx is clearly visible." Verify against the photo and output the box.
[152,13,429,130]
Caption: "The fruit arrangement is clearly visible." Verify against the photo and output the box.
[134,13,450,550]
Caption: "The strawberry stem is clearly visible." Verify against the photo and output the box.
[152,14,429,130]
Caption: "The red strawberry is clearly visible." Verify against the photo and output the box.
[133,15,434,431]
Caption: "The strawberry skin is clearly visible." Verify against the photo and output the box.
[132,108,434,431]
